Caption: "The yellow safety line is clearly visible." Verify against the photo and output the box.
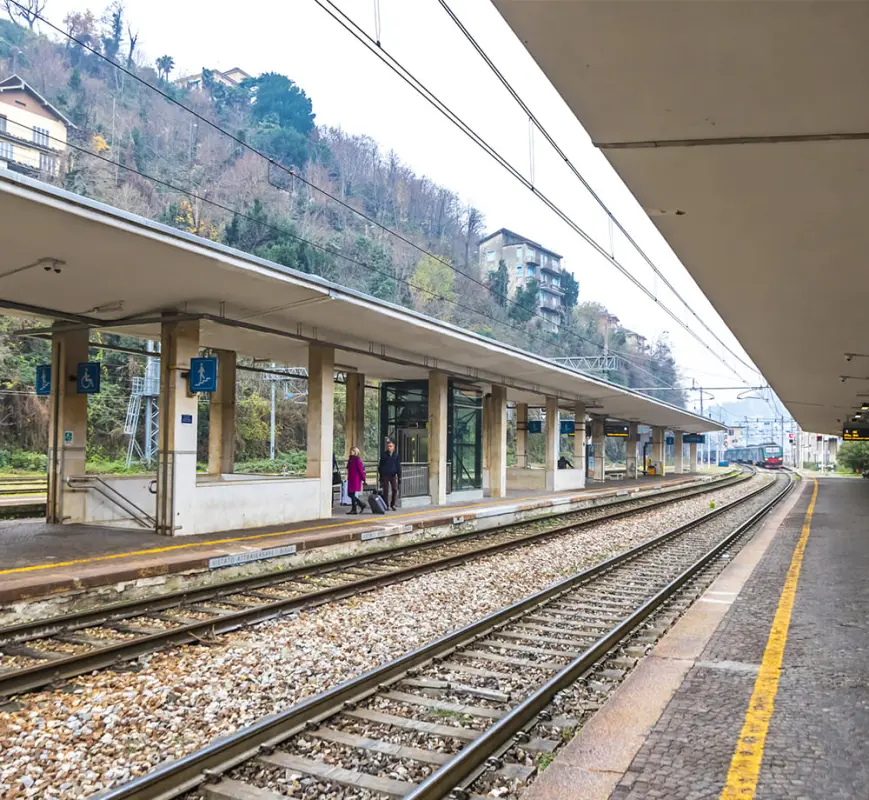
[1,483,624,576]
[0,475,691,577]
[720,478,819,799]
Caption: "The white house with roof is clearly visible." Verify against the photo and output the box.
[0,74,73,178]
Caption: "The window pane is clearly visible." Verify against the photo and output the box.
[33,127,49,147]
[0,141,13,160]
[0,116,6,134]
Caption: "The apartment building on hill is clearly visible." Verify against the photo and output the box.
[478,228,567,329]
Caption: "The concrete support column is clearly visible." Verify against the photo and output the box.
[652,426,666,471]
[515,402,528,468]
[207,349,236,475]
[591,415,606,482]
[674,430,684,474]
[306,345,335,518]
[489,385,508,498]
[47,327,90,523]
[626,422,639,479]
[690,442,699,472]
[544,396,559,491]
[344,373,366,458]
[481,393,491,491]
[428,371,448,505]
[156,319,200,535]
[573,402,586,469]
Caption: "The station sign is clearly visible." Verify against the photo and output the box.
[605,424,629,438]
[527,420,542,434]
[843,426,869,441]
[36,364,51,396]
[76,362,101,394]
[560,420,575,435]
[665,435,675,446]
[189,357,218,393]
[683,433,706,444]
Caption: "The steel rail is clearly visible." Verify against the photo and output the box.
[1,470,745,647]
[0,471,749,697]
[90,471,784,800]
[407,472,794,799]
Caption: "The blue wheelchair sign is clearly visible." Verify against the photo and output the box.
[36,364,51,396]
[77,362,101,394]
[189,357,218,393]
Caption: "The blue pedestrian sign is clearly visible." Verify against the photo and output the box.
[76,362,101,394]
[666,435,675,446]
[527,420,542,434]
[189,357,218,393]
[36,364,51,396]
[560,420,575,435]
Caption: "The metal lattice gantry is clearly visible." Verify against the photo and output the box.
[124,343,160,467]
[552,355,620,374]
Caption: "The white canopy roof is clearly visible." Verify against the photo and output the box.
[0,170,721,432]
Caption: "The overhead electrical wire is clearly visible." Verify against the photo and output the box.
[8,2,686,393]
[436,0,762,379]
[309,0,758,388]
[25,125,682,394]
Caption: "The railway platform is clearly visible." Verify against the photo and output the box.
[526,475,868,800]
[0,472,714,614]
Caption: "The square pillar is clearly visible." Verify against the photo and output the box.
[515,402,528,468]
[428,371,448,505]
[674,430,685,474]
[690,442,699,472]
[626,422,639,479]
[307,345,335,518]
[652,426,666,470]
[489,385,508,498]
[482,393,492,492]
[544,396,559,490]
[208,349,236,475]
[344,373,366,458]
[47,327,90,523]
[591,415,606,482]
[573,402,586,467]
[156,319,200,535]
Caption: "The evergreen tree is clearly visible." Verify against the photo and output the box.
[509,279,539,323]
[488,259,509,306]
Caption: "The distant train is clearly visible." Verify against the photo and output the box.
[723,442,783,469]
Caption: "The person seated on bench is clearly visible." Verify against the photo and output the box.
[557,455,573,470]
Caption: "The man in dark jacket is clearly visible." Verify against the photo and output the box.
[378,440,402,511]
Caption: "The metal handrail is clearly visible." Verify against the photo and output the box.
[66,476,156,529]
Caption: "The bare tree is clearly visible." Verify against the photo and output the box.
[126,23,138,68]
[3,0,46,29]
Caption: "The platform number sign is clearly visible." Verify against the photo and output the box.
[76,362,101,394]
[189,357,218,393]
[36,364,51,396]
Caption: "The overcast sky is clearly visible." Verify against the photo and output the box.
[38,0,774,421]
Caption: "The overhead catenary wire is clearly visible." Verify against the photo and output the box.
[436,0,762,379]
[7,1,685,394]
[21,125,681,394]
[310,0,757,388]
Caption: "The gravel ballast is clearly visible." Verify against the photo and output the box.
[0,476,768,797]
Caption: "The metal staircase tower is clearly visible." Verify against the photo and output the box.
[125,342,161,467]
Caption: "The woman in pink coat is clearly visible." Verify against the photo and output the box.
[346,446,367,514]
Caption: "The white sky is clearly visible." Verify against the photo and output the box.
[39,0,773,421]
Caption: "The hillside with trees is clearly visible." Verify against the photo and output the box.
[0,3,684,464]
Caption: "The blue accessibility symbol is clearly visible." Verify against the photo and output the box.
[36,364,52,396]
[77,362,101,394]
[189,357,218,393]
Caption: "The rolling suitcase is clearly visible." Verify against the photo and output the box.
[368,490,388,514]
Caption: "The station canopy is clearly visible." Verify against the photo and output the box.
[494,0,869,434]
[0,170,720,433]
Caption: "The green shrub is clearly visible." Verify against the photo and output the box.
[235,451,307,475]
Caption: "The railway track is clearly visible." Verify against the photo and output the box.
[91,469,791,800]
[0,470,750,698]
